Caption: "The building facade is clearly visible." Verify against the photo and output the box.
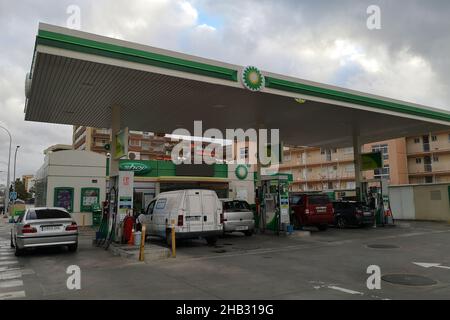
[280,130,450,193]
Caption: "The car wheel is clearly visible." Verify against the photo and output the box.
[244,230,253,237]
[292,216,303,230]
[68,243,78,252]
[14,239,24,257]
[206,237,217,246]
[10,231,14,248]
[317,224,328,231]
[336,216,346,229]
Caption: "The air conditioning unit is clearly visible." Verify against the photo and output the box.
[128,152,140,160]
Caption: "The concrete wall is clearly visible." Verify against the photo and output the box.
[389,183,450,222]
[38,150,106,226]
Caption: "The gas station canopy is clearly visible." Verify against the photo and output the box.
[25,23,450,147]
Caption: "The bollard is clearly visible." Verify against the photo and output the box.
[171,220,176,258]
[139,225,146,261]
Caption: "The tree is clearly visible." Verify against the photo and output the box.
[14,178,29,201]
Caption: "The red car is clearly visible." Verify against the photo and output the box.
[289,193,334,231]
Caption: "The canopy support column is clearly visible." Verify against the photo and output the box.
[353,134,363,201]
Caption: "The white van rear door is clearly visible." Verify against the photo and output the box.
[202,191,218,231]
[186,190,202,232]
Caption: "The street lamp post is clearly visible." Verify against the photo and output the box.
[13,146,20,191]
[11,146,20,216]
[0,125,12,213]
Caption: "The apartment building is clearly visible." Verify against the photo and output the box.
[280,130,450,192]
[72,126,176,160]
[406,131,450,184]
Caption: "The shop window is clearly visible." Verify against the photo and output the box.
[53,187,74,213]
[80,188,100,212]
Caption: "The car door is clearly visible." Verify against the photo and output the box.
[201,191,218,232]
[185,190,202,233]
[144,200,156,235]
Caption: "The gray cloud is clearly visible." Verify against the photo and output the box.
[0,0,449,184]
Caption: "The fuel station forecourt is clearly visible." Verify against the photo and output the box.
[24,23,450,224]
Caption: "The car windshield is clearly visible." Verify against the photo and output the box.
[27,209,71,220]
[223,201,251,212]
[308,195,330,205]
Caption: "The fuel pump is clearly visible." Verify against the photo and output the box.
[259,175,291,235]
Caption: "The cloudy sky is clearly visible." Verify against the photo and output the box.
[1,0,449,184]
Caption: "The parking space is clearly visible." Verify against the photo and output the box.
[2,214,450,299]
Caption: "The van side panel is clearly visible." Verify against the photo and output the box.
[185,190,203,233]
[201,191,218,232]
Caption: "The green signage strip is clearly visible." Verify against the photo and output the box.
[361,152,383,171]
[119,160,228,178]
[37,30,238,82]
[265,77,450,123]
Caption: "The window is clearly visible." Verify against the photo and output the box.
[372,144,389,160]
[424,176,433,184]
[415,158,422,164]
[374,165,390,179]
[343,147,354,155]
[431,135,437,142]
[332,148,337,153]
[284,153,291,162]
[433,156,439,162]
[155,198,167,209]
[27,209,71,220]
[240,147,249,159]
[130,139,141,147]
[414,138,420,143]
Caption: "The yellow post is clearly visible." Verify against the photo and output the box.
[139,225,146,261]
[171,219,176,258]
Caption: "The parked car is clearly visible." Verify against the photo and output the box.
[221,200,255,236]
[143,189,223,246]
[289,193,334,231]
[332,201,375,228]
[11,207,78,256]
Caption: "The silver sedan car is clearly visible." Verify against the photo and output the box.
[222,200,255,236]
[11,207,78,256]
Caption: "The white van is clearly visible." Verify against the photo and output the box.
[143,189,223,246]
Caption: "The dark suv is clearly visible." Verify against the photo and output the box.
[289,193,334,231]
[332,201,375,228]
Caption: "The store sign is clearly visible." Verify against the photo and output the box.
[119,161,151,175]
[361,152,383,171]
[114,128,128,159]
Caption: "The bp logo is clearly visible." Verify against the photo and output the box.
[241,66,265,91]
[235,165,249,180]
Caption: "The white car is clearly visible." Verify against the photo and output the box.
[142,189,223,246]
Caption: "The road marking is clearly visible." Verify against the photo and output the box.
[413,262,450,270]
[0,261,18,266]
[0,266,21,272]
[0,256,15,260]
[0,279,23,288]
[0,271,22,280]
[327,286,364,295]
[0,290,26,300]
